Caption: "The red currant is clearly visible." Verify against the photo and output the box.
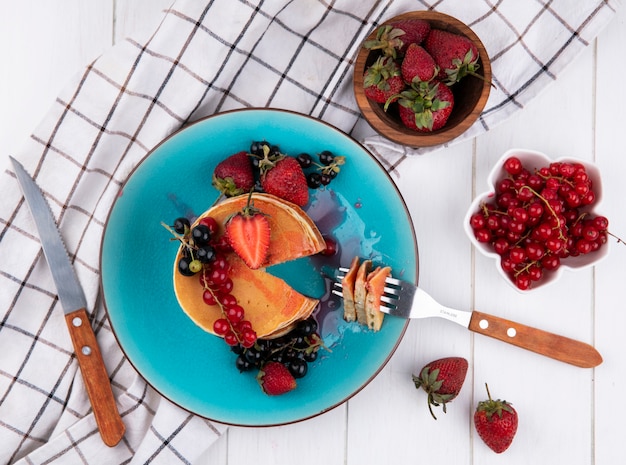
[241,328,257,348]
[525,242,545,261]
[218,278,234,294]
[213,318,230,336]
[470,213,486,229]
[541,255,560,270]
[503,157,523,175]
[206,268,228,285]
[509,246,527,264]
[223,331,239,346]
[576,239,593,254]
[202,289,219,306]
[582,225,600,242]
[528,264,543,281]
[592,216,609,231]
[321,236,338,256]
[581,190,595,205]
[198,216,219,235]
[515,273,531,290]
[474,228,492,243]
[225,304,245,324]
[493,237,510,255]
[527,201,544,218]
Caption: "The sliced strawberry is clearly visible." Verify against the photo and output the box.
[257,361,297,395]
[212,151,255,197]
[225,196,271,269]
[261,156,309,207]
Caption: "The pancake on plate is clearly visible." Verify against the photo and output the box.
[173,193,326,339]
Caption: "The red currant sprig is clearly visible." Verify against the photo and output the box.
[165,214,258,346]
[199,251,258,349]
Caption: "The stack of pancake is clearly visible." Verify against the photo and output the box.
[173,193,326,339]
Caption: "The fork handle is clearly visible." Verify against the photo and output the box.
[468,311,602,368]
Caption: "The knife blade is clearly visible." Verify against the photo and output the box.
[10,156,125,447]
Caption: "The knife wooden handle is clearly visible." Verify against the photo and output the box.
[65,308,125,446]
[468,310,603,368]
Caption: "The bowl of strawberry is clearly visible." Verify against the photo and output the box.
[353,11,491,148]
[465,149,611,292]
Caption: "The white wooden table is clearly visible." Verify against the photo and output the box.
[2,2,624,464]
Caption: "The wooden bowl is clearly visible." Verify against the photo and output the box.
[353,11,492,148]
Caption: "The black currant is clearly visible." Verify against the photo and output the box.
[296,318,318,336]
[230,343,245,355]
[288,359,308,378]
[250,141,267,156]
[307,172,322,189]
[319,150,335,165]
[177,256,196,276]
[235,354,254,372]
[196,245,216,263]
[244,347,263,366]
[296,153,313,168]
[293,335,309,349]
[191,224,211,246]
[303,349,318,363]
[173,217,190,234]
[320,173,332,186]
[269,145,281,157]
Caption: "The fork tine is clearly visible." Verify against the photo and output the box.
[334,269,398,311]
[380,295,397,307]
[335,264,402,303]
[331,289,343,298]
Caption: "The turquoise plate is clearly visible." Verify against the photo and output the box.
[101,108,418,426]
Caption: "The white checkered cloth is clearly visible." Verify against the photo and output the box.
[0,0,619,463]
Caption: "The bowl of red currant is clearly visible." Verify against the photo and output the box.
[465,149,610,292]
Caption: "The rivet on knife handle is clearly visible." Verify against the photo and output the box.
[65,308,126,446]
[468,310,603,368]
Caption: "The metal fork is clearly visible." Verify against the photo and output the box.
[333,267,602,368]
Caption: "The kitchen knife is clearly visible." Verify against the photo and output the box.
[10,156,125,447]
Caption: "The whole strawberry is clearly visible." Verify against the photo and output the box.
[260,156,309,207]
[364,56,405,104]
[392,80,454,132]
[401,43,438,84]
[412,357,468,419]
[389,19,431,53]
[364,19,431,57]
[474,384,518,453]
[257,361,297,395]
[212,151,254,197]
[424,29,480,85]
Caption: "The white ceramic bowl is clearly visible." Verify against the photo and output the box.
[464,148,609,292]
